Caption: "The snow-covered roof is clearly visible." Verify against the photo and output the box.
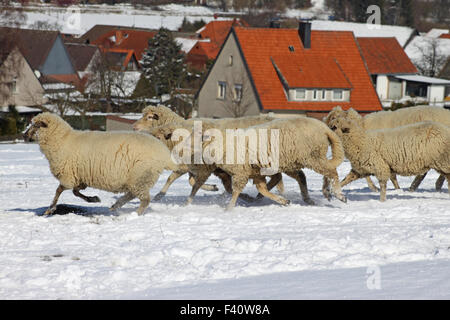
[0,106,42,113]
[175,37,199,53]
[426,28,449,38]
[394,74,450,85]
[311,20,416,47]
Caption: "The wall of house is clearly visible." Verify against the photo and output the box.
[429,85,445,104]
[41,36,76,75]
[198,33,260,118]
[375,75,389,100]
[0,50,46,107]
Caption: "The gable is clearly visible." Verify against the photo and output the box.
[41,35,76,75]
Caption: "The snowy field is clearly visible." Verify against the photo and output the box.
[0,142,449,300]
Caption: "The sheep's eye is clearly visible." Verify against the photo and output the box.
[342,128,350,133]
[153,114,159,120]
[330,126,337,131]
[164,133,172,140]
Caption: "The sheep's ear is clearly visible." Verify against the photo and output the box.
[164,132,172,140]
[342,127,350,133]
[35,120,48,128]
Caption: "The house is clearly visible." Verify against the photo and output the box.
[197,22,382,119]
[91,29,157,63]
[186,18,249,70]
[357,37,418,106]
[0,47,47,108]
[65,43,102,78]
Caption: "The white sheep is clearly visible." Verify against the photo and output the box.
[179,117,347,210]
[329,116,450,201]
[24,112,177,215]
[325,105,450,191]
[133,105,285,199]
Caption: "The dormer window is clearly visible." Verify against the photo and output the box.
[288,45,295,52]
[333,89,343,100]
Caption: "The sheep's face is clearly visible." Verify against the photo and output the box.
[324,106,345,128]
[23,117,49,142]
[329,118,351,137]
[133,106,163,131]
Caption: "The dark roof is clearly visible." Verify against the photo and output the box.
[65,43,99,71]
[0,27,59,70]
[357,37,418,75]
[79,25,158,44]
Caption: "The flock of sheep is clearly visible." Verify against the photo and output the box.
[23,104,450,215]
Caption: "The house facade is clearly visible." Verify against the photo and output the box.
[197,23,382,119]
[0,48,46,108]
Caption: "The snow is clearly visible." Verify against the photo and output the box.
[0,142,449,299]
[312,20,415,47]
[175,37,199,54]
[394,74,450,85]
[405,35,450,64]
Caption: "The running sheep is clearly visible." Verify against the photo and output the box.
[324,105,450,191]
[181,117,347,210]
[328,117,450,201]
[133,105,285,199]
[23,112,177,215]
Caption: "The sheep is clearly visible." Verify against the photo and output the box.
[328,116,450,201]
[147,120,285,205]
[133,105,285,199]
[23,112,177,215]
[324,105,450,191]
[179,117,347,210]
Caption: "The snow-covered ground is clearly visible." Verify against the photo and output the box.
[0,142,449,299]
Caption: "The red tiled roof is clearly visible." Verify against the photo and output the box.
[187,19,248,69]
[439,33,450,39]
[92,29,156,61]
[357,37,418,75]
[272,54,352,89]
[233,27,382,112]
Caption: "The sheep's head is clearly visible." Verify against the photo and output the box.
[328,117,353,137]
[133,105,178,131]
[323,106,345,127]
[345,108,364,126]
[23,113,68,142]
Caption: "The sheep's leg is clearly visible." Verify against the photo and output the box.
[45,184,67,215]
[378,179,388,202]
[285,171,315,205]
[154,171,186,201]
[110,192,135,211]
[365,177,380,192]
[390,173,401,190]
[215,169,255,202]
[185,170,212,205]
[435,174,445,192]
[73,186,100,203]
[136,195,150,215]
[256,173,282,199]
[340,170,362,188]
[189,173,218,192]
[276,179,285,194]
[409,172,427,192]
[253,175,290,206]
[226,176,249,211]
[322,176,332,201]
[314,166,346,203]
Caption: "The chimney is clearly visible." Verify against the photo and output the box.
[269,17,281,28]
[298,20,311,49]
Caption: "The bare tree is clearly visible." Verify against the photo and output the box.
[413,38,448,77]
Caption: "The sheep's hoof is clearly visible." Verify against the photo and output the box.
[153,192,166,201]
[337,195,347,203]
[88,196,101,203]
[280,199,290,206]
[184,197,193,206]
[239,193,256,202]
[44,207,56,216]
[304,198,315,205]
[256,193,264,200]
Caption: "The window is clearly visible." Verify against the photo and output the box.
[313,89,322,100]
[288,45,295,52]
[218,81,227,99]
[10,79,17,94]
[333,89,343,100]
[234,84,242,101]
[295,88,306,100]
[229,55,233,66]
